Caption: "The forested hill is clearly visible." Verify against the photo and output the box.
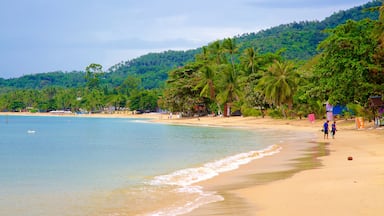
[104,49,200,89]
[235,0,380,60]
[0,0,380,90]
[108,0,380,89]
[0,49,199,91]
[0,71,86,90]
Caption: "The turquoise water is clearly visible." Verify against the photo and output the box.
[0,115,306,215]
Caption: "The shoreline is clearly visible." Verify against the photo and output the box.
[3,112,384,215]
[150,115,384,215]
[0,111,160,119]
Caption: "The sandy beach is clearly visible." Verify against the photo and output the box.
[2,112,384,215]
[154,115,384,216]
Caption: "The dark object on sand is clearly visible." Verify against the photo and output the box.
[348,156,353,160]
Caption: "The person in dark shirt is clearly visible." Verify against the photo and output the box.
[323,120,329,139]
[331,121,337,139]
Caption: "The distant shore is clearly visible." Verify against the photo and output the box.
[3,111,384,215]
[0,111,162,119]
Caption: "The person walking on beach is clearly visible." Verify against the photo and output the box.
[331,121,337,139]
[323,120,329,139]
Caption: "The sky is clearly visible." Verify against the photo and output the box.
[0,0,371,78]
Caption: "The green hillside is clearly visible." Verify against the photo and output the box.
[235,0,380,60]
[104,49,200,89]
[0,0,380,91]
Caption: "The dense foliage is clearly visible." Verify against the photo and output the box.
[161,1,384,119]
[0,0,383,119]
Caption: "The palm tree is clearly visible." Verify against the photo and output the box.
[197,65,216,101]
[196,46,209,63]
[195,46,216,101]
[208,40,224,65]
[257,60,298,117]
[222,38,237,73]
[242,47,258,75]
[217,66,243,116]
[212,38,241,116]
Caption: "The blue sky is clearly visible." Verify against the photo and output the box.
[0,0,370,78]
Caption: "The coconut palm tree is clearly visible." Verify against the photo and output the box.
[257,60,298,117]
[222,38,237,73]
[208,40,224,65]
[196,65,216,101]
[241,47,259,75]
[217,66,243,116]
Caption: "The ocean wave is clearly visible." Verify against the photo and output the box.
[147,144,282,216]
[150,144,282,186]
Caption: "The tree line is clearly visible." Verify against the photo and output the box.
[0,64,159,113]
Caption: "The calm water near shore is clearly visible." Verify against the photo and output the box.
[0,115,310,215]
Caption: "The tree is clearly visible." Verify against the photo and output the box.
[222,38,238,74]
[213,38,241,116]
[217,65,243,116]
[162,63,202,115]
[196,65,216,101]
[129,90,159,112]
[55,88,76,111]
[312,19,378,105]
[85,63,104,90]
[208,40,224,65]
[118,75,142,96]
[239,50,283,116]
[195,45,216,101]
[241,47,259,75]
[257,60,298,117]
[39,87,59,111]
[370,0,384,90]
[82,89,105,113]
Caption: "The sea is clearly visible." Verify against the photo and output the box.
[0,115,309,215]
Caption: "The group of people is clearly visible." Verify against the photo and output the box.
[323,120,337,139]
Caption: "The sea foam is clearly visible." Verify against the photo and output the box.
[150,144,281,186]
[147,144,282,215]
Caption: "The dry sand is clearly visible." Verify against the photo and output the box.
[2,112,384,215]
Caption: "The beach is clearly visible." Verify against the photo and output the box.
[2,112,384,215]
[154,115,384,216]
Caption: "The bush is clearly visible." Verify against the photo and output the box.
[241,106,262,117]
[267,108,283,118]
[343,110,352,120]
[346,103,364,117]
[29,109,39,113]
